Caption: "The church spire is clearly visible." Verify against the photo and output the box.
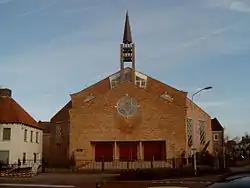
[120,11,136,84]
[123,10,132,44]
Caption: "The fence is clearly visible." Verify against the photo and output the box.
[0,159,42,171]
[73,159,174,172]
[0,159,43,177]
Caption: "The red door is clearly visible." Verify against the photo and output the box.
[119,142,138,161]
[94,142,114,162]
[143,141,166,161]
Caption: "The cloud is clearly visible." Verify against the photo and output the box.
[2,1,250,121]
[207,0,250,13]
[63,5,99,13]
[0,0,11,4]
[181,26,233,48]
[196,101,230,108]
[17,0,60,17]
[230,1,250,12]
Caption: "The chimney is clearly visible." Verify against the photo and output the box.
[0,88,12,97]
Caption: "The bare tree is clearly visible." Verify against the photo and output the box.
[224,135,229,142]
[245,132,249,139]
[232,136,240,143]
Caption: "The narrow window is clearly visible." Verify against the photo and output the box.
[33,153,37,163]
[24,129,27,142]
[22,153,26,164]
[55,125,62,144]
[214,134,219,141]
[30,131,33,142]
[36,132,39,143]
[187,119,193,147]
[199,120,206,145]
[2,128,11,141]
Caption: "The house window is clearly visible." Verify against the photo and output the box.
[84,95,95,102]
[30,131,33,142]
[160,92,173,102]
[214,134,219,141]
[2,128,11,141]
[36,132,39,143]
[199,120,206,145]
[135,77,146,88]
[33,153,37,163]
[111,78,119,88]
[24,129,27,142]
[22,153,26,164]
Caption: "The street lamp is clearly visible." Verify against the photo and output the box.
[191,86,212,175]
[191,86,212,101]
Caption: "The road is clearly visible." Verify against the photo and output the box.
[0,173,215,188]
[1,166,248,188]
[0,182,208,188]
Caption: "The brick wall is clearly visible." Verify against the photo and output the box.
[186,98,213,153]
[70,81,187,162]
[212,131,224,154]
[48,102,71,167]
[42,71,214,167]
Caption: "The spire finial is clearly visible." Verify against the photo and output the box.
[123,10,132,44]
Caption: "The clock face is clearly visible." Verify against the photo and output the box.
[117,96,138,117]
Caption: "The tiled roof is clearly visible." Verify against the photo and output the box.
[0,96,41,129]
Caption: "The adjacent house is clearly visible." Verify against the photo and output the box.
[211,118,224,155]
[39,12,213,169]
[0,88,43,167]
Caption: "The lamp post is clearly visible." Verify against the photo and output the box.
[172,132,176,167]
[191,86,212,102]
[191,86,212,175]
[222,127,226,169]
[191,146,197,175]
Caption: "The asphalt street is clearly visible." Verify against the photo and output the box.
[0,173,216,188]
[0,182,208,188]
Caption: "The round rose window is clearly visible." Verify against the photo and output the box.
[117,96,138,117]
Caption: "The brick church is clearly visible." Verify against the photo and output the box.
[40,12,213,168]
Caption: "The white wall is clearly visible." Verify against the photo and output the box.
[0,123,43,166]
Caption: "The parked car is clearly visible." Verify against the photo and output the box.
[206,171,250,188]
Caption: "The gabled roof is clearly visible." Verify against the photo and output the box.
[211,118,224,131]
[49,67,188,121]
[0,92,41,129]
[72,67,186,96]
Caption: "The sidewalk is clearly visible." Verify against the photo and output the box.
[152,175,223,184]
[230,165,250,172]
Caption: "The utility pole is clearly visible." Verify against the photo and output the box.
[191,146,197,175]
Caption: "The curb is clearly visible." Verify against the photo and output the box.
[152,180,212,184]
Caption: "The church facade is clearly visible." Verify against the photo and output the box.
[40,12,213,169]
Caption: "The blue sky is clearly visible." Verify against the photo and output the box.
[0,0,249,138]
